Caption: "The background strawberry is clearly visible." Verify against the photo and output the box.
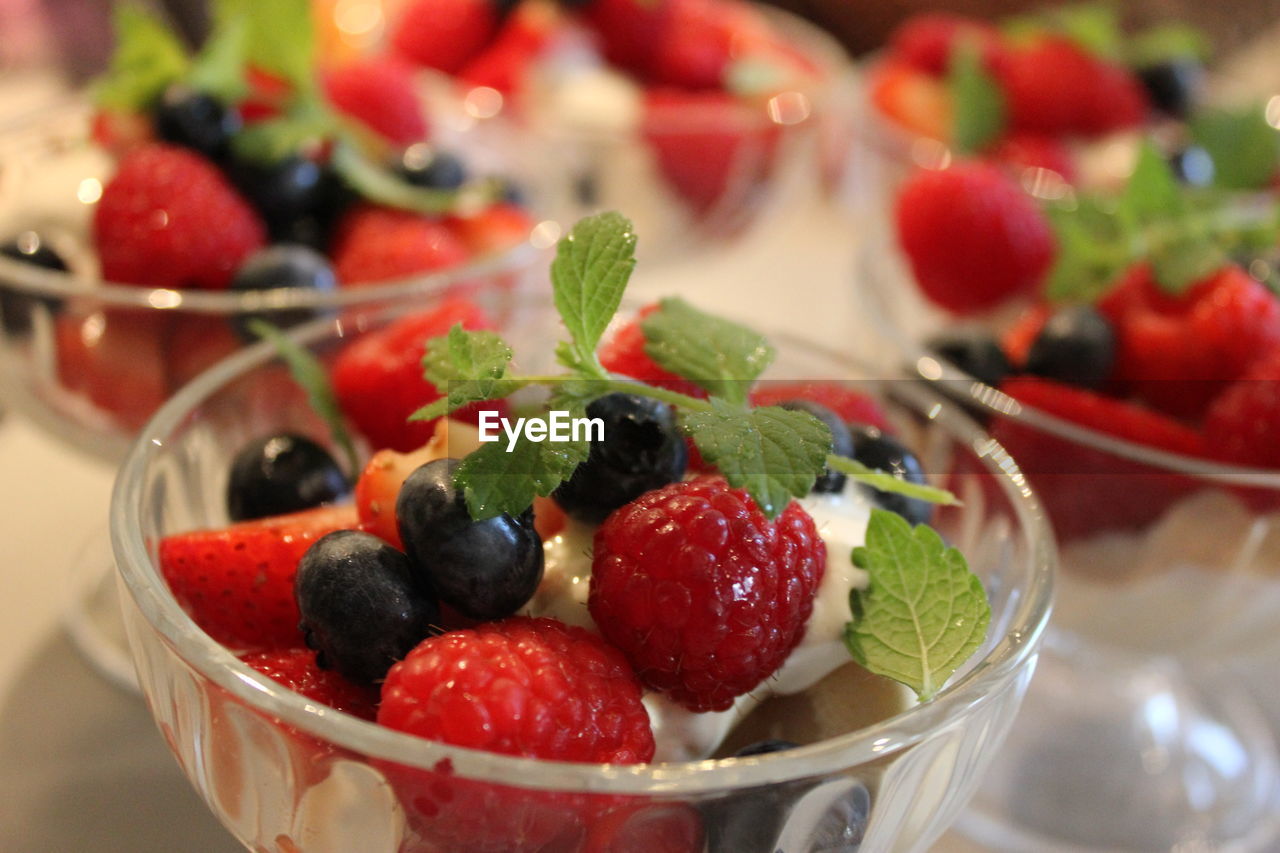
[323,57,428,145]
[390,0,498,74]
[330,204,470,285]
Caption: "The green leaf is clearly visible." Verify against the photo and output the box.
[411,326,522,421]
[641,298,775,405]
[845,509,991,701]
[186,9,250,103]
[232,114,335,164]
[330,141,490,213]
[682,401,830,519]
[1127,23,1211,67]
[1049,2,1122,60]
[1043,198,1134,304]
[826,456,959,507]
[95,4,190,112]
[216,0,317,93]
[247,319,359,477]
[550,212,638,374]
[948,39,1006,154]
[1191,106,1280,191]
[1118,143,1187,227]
[455,421,590,519]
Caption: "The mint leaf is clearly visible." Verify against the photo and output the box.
[845,509,990,701]
[411,326,521,421]
[215,0,316,93]
[948,39,1006,154]
[247,319,359,477]
[95,4,190,112]
[641,298,774,405]
[551,212,637,374]
[826,456,960,507]
[1118,143,1187,227]
[1043,198,1133,303]
[455,421,589,519]
[1048,2,1122,60]
[683,401,830,519]
[1127,23,1211,67]
[233,113,335,164]
[1191,107,1280,191]
[186,8,250,103]
[330,141,488,213]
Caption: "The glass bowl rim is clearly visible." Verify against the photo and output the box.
[110,303,1055,795]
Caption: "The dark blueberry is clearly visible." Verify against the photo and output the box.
[1024,305,1115,390]
[226,433,349,522]
[1,231,67,337]
[701,770,869,852]
[396,458,544,620]
[927,330,1011,388]
[1136,60,1203,119]
[777,400,852,494]
[552,393,689,524]
[229,244,338,341]
[296,530,440,684]
[734,739,798,757]
[153,85,241,161]
[574,172,600,207]
[1169,145,1215,188]
[849,425,932,526]
[230,157,351,247]
[396,144,468,191]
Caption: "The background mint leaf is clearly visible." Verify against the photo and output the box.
[845,509,991,701]
[216,0,317,93]
[95,4,190,112]
[551,211,637,374]
[1118,143,1187,227]
[1191,106,1280,191]
[186,8,250,102]
[455,423,589,519]
[1043,198,1134,303]
[826,456,960,507]
[411,326,521,421]
[247,320,359,477]
[948,40,1006,154]
[1127,22,1211,66]
[330,141,484,212]
[233,113,335,164]
[683,401,830,519]
[641,298,774,404]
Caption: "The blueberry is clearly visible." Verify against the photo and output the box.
[153,85,241,161]
[396,458,544,620]
[734,739,798,757]
[396,144,468,191]
[1136,60,1203,119]
[849,425,932,526]
[230,157,352,248]
[552,393,689,524]
[927,330,1011,388]
[296,530,440,684]
[701,763,869,852]
[226,433,349,522]
[1169,145,1215,188]
[1,231,67,337]
[1024,305,1115,390]
[777,400,852,494]
[229,244,338,341]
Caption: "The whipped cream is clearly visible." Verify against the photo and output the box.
[523,480,893,761]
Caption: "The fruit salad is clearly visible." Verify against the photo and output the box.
[865,3,1248,192]
[0,2,540,439]
[136,214,1010,850]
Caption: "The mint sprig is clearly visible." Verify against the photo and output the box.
[947,39,1006,155]
[95,5,191,112]
[845,509,991,701]
[415,212,960,520]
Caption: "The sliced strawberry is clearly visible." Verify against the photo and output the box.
[159,505,359,649]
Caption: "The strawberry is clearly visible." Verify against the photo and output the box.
[90,109,154,158]
[446,203,534,256]
[749,382,892,432]
[641,89,780,216]
[1001,303,1052,368]
[997,37,1146,138]
[1205,348,1280,469]
[240,648,380,720]
[330,299,498,452]
[583,0,671,76]
[159,504,359,649]
[55,309,171,430]
[390,0,498,74]
[990,133,1077,183]
[644,0,737,90]
[895,162,1055,315]
[589,478,826,712]
[868,60,952,141]
[323,57,428,145]
[598,303,707,398]
[329,204,471,286]
[888,13,1005,77]
[93,144,266,289]
[457,0,558,93]
[239,67,292,123]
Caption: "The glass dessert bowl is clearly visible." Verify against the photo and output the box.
[109,277,1052,852]
[858,196,1280,851]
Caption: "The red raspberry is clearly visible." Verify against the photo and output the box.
[93,144,266,289]
[895,162,1055,315]
[749,381,892,432]
[390,0,498,74]
[378,617,654,763]
[323,57,428,145]
[888,13,1006,77]
[589,479,826,712]
[1205,348,1280,468]
[329,204,471,286]
[599,304,707,398]
[997,37,1147,137]
[239,648,380,720]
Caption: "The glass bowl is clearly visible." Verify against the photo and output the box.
[417,5,857,260]
[110,296,1053,853]
[0,99,551,461]
[857,212,1280,852]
